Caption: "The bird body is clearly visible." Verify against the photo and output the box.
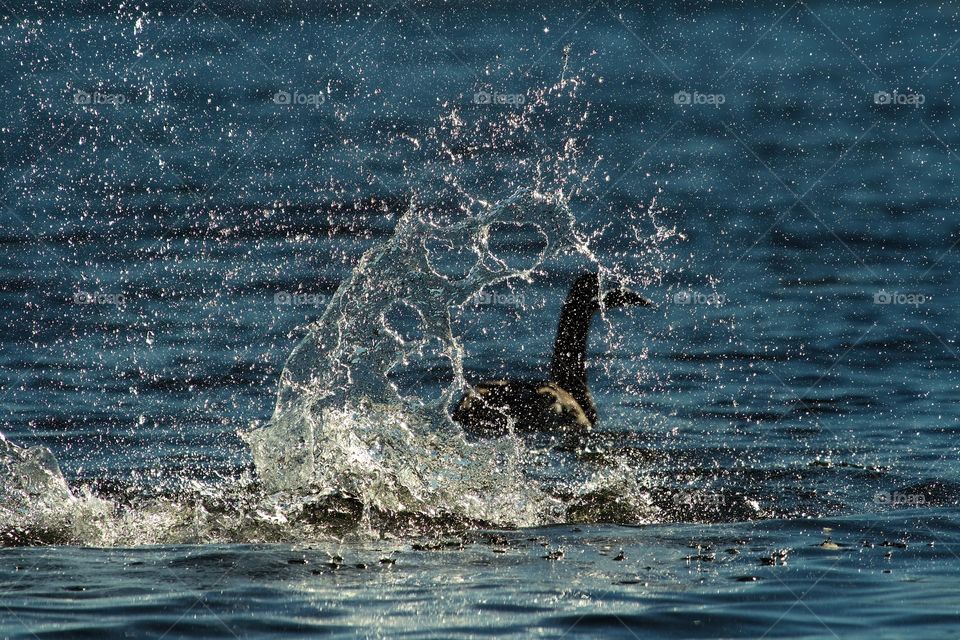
[451,272,652,446]
[452,379,591,437]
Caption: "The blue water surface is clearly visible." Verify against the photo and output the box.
[2,1,959,637]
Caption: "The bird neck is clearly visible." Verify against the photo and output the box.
[549,282,600,424]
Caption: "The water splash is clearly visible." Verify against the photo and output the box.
[244,189,587,526]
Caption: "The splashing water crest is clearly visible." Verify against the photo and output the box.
[247,188,588,526]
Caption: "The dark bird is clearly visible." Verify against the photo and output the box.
[452,272,653,448]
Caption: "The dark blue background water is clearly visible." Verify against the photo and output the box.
[2,1,959,637]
